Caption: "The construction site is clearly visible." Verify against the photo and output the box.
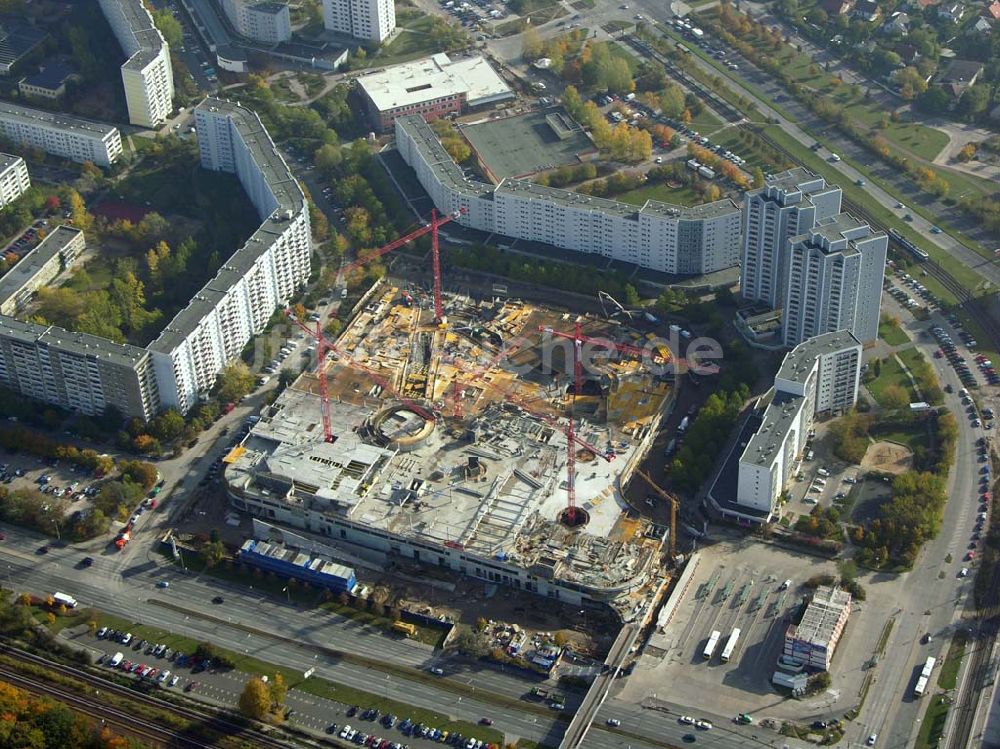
[224,266,678,618]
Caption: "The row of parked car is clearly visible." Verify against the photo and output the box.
[333,707,498,749]
[931,325,990,390]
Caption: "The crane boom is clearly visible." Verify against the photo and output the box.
[284,311,437,442]
[636,469,679,561]
[337,209,462,322]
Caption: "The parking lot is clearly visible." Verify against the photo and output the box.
[78,627,502,749]
[620,539,885,721]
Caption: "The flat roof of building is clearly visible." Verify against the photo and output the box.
[776,330,861,385]
[0,100,119,140]
[0,315,150,368]
[398,115,739,222]
[0,225,82,308]
[0,22,47,70]
[805,212,868,246]
[20,60,78,91]
[108,0,171,71]
[150,98,305,354]
[0,152,22,172]
[251,2,287,14]
[752,166,839,206]
[359,53,513,112]
[792,585,851,646]
[741,389,806,469]
[460,110,596,181]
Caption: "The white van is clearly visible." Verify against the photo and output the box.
[817,468,830,477]
[109,652,124,667]
[780,579,792,591]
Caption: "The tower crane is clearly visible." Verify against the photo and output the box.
[338,208,464,323]
[540,320,667,524]
[284,309,436,444]
[449,354,614,526]
[636,469,680,562]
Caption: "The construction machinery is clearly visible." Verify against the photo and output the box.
[338,208,463,323]
[636,469,680,562]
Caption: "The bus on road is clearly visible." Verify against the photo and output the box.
[53,592,78,609]
[703,630,721,660]
[721,628,741,663]
[914,656,936,697]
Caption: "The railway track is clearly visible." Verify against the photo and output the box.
[0,645,296,749]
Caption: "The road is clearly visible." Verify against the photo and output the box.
[0,522,577,746]
[849,301,990,748]
[645,23,1000,291]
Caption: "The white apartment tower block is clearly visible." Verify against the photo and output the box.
[396,115,742,275]
[736,331,862,517]
[97,0,175,128]
[149,99,311,413]
[219,0,292,43]
[782,213,887,347]
[0,102,123,167]
[0,154,29,208]
[323,0,395,43]
[740,167,842,309]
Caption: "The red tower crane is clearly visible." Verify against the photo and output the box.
[538,321,659,402]
[449,353,613,526]
[339,208,463,322]
[284,310,436,443]
[539,321,670,523]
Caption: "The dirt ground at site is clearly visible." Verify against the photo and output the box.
[861,440,914,475]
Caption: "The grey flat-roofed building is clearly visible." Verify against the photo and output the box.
[0,23,47,75]
[0,226,84,316]
[0,152,28,208]
[18,60,79,100]
[396,114,742,275]
[0,102,123,166]
[782,213,887,346]
[97,0,175,127]
[741,167,842,309]
[149,98,310,413]
[784,585,852,671]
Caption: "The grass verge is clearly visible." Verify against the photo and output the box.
[879,319,910,347]
[938,631,968,691]
[915,694,950,749]
[866,356,916,405]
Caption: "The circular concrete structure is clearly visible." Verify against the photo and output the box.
[370,404,435,451]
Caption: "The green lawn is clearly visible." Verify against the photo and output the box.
[898,347,930,377]
[608,41,639,74]
[615,181,703,206]
[866,355,917,406]
[688,106,723,133]
[915,694,951,749]
[938,631,967,690]
[876,428,929,453]
[879,319,910,346]
[374,12,470,65]
[71,608,504,744]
